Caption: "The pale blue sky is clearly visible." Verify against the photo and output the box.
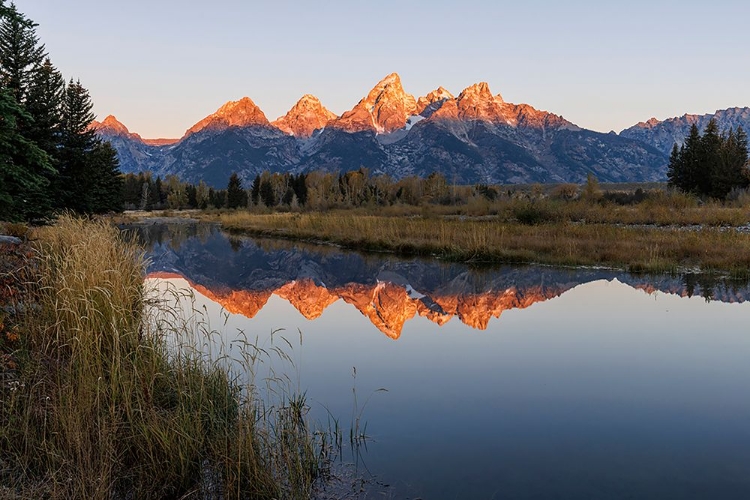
[17,0,750,139]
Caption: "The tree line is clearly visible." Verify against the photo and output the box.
[668,119,749,199]
[121,169,489,211]
[0,2,121,222]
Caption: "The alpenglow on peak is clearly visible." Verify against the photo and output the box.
[185,97,270,136]
[272,94,336,137]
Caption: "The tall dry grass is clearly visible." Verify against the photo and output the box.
[217,211,750,275]
[0,216,326,499]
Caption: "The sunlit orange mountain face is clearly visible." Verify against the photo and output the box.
[271,94,336,137]
[94,72,674,187]
[184,97,272,136]
[135,224,750,340]
[91,115,179,146]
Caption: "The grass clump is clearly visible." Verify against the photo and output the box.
[0,215,326,499]
[1,223,30,240]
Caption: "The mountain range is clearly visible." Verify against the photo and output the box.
[93,73,749,187]
[620,107,750,156]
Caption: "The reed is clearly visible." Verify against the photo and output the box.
[0,215,328,499]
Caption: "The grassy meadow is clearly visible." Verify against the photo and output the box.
[201,188,750,277]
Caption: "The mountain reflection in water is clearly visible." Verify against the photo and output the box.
[128,222,750,339]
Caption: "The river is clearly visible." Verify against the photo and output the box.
[129,221,750,499]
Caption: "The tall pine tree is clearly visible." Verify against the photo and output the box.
[25,58,64,155]
[667,143,682,190]
[57,79,122,213]
[250,174,261,206]
[226,172,246,209]
[0,87,53,220]
[260,177,275,207]
[0,3,45,104]
[697,119,722,196]
[0,1,57,220]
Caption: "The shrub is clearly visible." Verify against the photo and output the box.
[602,188,648,206]
[550,183,579,201]
[512,202,559,225]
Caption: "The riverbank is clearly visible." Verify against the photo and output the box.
[0,217,327,499]
[110,190,750,276]
[211,211,750,276]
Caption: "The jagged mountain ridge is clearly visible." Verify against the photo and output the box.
[95,73,668,186]
[620,107,750,156]
[330,72,417,133]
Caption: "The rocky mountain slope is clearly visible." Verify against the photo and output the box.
[271,94,336,137]
[96,73,669,186]
[620,107,750,156]
[184,97,271,136]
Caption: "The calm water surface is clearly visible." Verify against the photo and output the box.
[132,222,750,499]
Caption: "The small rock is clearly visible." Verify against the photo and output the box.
[0,236,21,245]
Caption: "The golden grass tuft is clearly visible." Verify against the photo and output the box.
[0,215,326,499]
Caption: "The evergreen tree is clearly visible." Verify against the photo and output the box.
[212,189,227,209]
[667,143,682,189]
[121,172,147,208]
[282,185,295,205]
[21,59,65,206]
[250,174,261,206]
[697,119,722,196]
[186,183,197,208]
[292,173,308,205]
[259,177,275,207]
[0,3,46,104]
[0,87,53,220]
[57,79,122,213]
[87,141,123,212]
[0,3,57,220]
[153,176,164,208]
[56,78,95,210]
[226,172,246,209]
[25,58,63,155]
[682,123,702,194]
